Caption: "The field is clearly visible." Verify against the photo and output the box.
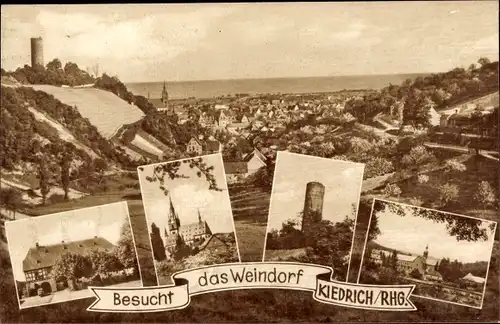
[405,277,483,308]
[228,184,270,261]
[130,133,164,158]
[30,85,145,139]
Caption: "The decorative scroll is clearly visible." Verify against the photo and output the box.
[88,262,416,313]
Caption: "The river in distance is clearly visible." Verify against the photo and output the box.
[126,74,427,100]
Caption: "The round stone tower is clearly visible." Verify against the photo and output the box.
[301,181,325,233]
[30,37,44,68]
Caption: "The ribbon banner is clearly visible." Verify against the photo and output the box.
[87,262,416,313]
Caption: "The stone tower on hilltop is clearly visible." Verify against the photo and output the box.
[301,181,325,234]
[30,37,44,68]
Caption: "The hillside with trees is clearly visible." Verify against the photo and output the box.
[345,58,499,126]
[2,58,158,115]
[1,59,95,87]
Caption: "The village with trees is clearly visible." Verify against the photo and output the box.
[0,54,498,321]
[359,199,496,308]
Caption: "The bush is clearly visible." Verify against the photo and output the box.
[383,183,402,198]
[438,183,459,206]
[363,157,394,179]
[48,193,66,204]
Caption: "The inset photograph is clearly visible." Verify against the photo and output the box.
[358,199,497,309]
[138,153,240,285]
[5,201,141,309]
[263,151,364,281]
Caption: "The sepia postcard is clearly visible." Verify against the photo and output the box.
[136,153,240,286]
[4,202,142,309]
[0,1,498,323]
[358,199,497,309]
[262,151,365,282]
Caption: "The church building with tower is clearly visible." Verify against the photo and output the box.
[163,195,213,259]
[160,81,169,111]
[370,244,443,281]
[148,81,171,112]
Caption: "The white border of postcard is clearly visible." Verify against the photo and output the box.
[262,151,365,282]
[136,153,241,286]
[357,198,497,309]
[5,201,142,310]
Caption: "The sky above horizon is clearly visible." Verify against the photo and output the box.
[138,154,235,247]
[5,201,131,282]
[371,200,497,264]
[1,2,498,82]
[266,152,364,232]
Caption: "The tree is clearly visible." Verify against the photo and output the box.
[402,90,433,128]
[400,145,436,171]
[46,58,62,72]
[437,258,464,283]
[478,57,491,67]
[88,250,123,277]
[114,221,138,276]
[51,252,93,289]
[38,158,51,205]
[473,181,496,215]
[444,159,467,173]
[93,158,107,185]
[438,183,459,207]
[390,250,398,270]
[364,157,394,179]
[383,183,402,198]
[59,152,72,200]
[139,157,222,196]
[150,223,166,261]
[0,188,22,220]
[305,217,354,280]
[372,199,494,242]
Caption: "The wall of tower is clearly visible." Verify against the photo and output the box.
[30,37,44,68]
[301,181,325,234]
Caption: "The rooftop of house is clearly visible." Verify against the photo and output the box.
[371,249,440,266]
[23,237,115,272]
[180,220,211,234]
[243,148,267,163]
[462,272,485,284]
[224,162,248,174]
[198,234,230,251]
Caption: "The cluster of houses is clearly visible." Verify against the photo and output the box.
[148,85,359,134]
[369,245,488,289]
[438,91,498,132]
[370,245,443,282]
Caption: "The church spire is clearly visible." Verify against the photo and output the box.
[167,195,180,234]
[161,81,169,109]
[198,208,202,224]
